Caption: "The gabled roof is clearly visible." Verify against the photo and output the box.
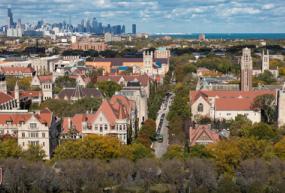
[0,66,35,74]
[57,87,102,100]
[0,108,53,127]
[0,92,15,104]
[38,75,53,83]
[62,95,135,132]
[190,90,276,111]
[97,74,150,87]
[189,124,220,146]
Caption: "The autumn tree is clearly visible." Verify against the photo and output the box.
[0,138,22,159]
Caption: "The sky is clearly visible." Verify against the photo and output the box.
[0,0,285,33]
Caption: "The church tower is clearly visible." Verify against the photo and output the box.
[0,73,7,94]
[143,51,154,75]
[262,49,270,73]
[240,48,253,91]
[278,83,285,128]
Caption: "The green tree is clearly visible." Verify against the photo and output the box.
[128,143,154,161]
[96,80,122,98]
[55,75,77,89]
[254,70,277,85]
[22,145,46,161]
[0,138,22,159]
[163,145,185,160]
[229,115,253,137]
[251,94,277,124]
[189,144,212,158]
[247,123,277,141]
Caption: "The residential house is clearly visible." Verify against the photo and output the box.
[189,90,276,123]
[0,108,60,159]
[189,124,220,146]
[62,95,136,144]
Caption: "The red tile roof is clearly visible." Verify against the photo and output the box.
[10,90,42,98]
[0,66,35,74]
[38,75,53,83]
[0,92,15,104]
[62,95,134,133]
[190,90,276,111]
[189,124,220,146]
[0,108,52,127]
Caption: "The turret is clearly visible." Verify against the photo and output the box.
[15,81,20,109]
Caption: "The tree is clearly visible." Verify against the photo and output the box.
[247,123,277,141]
[54,76,76,91]
[251,94,277,124]
[254,70,277,85]
[135,158,160,192]
[128,143,154,161]
[217,175,241,193]
[189,144,212,158]
[96,81,122,98]
[274,137,285,159]
[22,145,46,161]
[160,159,185,193]
[163,145,185,160]
[53,135,131,160]
[136,119,156,148]
[229,115,252,137]
[185,158,217,193]
[6,77,31,91]
[0,138,22,159]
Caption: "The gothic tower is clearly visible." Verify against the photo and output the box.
[143,51,153,75]
[240,48,253,91]
[262,49,270,73]
[278,83,285,128]
[0,73,7,94]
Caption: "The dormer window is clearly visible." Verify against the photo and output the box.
[198,103,204,112]
[30,123,37,129]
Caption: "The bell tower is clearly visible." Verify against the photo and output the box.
[240,48,253,91]
[262,49,270,73]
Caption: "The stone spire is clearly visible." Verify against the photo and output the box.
[15,80,20,109]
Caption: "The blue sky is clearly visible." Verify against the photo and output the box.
[0,0,284,33]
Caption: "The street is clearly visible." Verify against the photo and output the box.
[152,92,174,158]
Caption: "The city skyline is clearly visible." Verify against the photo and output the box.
[0,0,285,33]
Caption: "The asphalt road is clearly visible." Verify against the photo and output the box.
[152,93,174,158]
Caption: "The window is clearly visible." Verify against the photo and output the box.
[100,125,103,132]
[30,123,37,129]
[94,124,98,130]
[22,132,25,138]
[22,142,25,146]
[29,141,39,146]
[119,125,122,131]
[42,132,45,138]
[30,132,39,138]
[197,103,204,112]
[104,124,108,130]
[43,142,45,147]
[227,113,231,116]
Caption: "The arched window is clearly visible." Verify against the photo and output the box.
[197,103,204,112]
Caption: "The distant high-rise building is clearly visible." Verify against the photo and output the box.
[122,25,126,34]
[132,24,136,34]
[240,48,253,91]
[7,7,14,28]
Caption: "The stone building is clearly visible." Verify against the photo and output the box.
[240,48,253,91]
[278,83,285,127]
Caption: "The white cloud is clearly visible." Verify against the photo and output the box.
[222,7,261,16]
[262,4,275,10]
